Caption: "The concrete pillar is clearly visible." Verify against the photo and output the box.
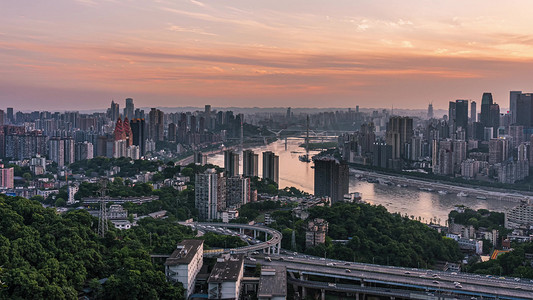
[240,228,244,234]
[355,293,359,300]
[301,274,308,299]
[254,230,257,238]
[277,243,281,254]
[321,289,325,300]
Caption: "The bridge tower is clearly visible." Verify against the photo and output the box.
[306,115,310,152]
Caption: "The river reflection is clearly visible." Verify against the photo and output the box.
[208,138,518,225]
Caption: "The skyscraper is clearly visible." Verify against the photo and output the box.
[510,91,522,124]
[148,108,164,141]
[6,108,13,124]
[0,110,4,126]
[385,116,413,160]
[168,123,177,142]
[448,101,456,132]
[427,103,434,119]
[108,100,120,121]
[470,101,477,123]
[480,92,493,126]
[226,176,250,209]
[224,150,239,177]
[262,151,279,183]
[242,149,258,177]
[489,104,500,138]
[454,100,468,137]
[130,118,145,156]
[313,156,349,204]
[516,93,533,127]
[64,137,75,165]
[49,137,65,168]
[195,169,224,221]
[124,98,134,120]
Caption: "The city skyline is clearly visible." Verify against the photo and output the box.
[2,1,533,110]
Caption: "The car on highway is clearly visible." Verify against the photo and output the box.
[432,280,439,284]
[345,269,351,273]
[328,283,336,287]
[404,271,410,274]
[344,263,350,266]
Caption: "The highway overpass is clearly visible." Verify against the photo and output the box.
[249,255,533,300]
[179,221,282,256]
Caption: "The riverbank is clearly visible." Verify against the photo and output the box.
[351,168,533,203]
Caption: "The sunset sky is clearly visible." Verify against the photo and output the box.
[2,0,533,111]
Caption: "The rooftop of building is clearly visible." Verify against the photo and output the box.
[207,254,244,283]
[258,265,287,298]
[164,239,204,266]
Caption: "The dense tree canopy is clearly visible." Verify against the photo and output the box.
[467,242,533,279]
[0,195,193,299]
[271,202,463,268]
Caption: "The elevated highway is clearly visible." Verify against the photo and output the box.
[249,255,533,300]
[179,221,282,256]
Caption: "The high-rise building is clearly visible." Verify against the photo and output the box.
[372,142,392,169]
[195,169,224,221]
[0,110,4,126]
[108,100,120,121]
[448,101,456,132]
[385,116,413,160]
[194,151,207,165]
[0,164,14,189]
[489,138,509,164]
[224,150,239,177]
[262,151,279,183]
[242,150,258,177]
[130,118,145,156]
[286,107,292,120]
[226,176,250,209]
[427,103,434,119]
[516,93,533,127]
[148,108,164,142]
[168,123,177,142]
[313,156,349,204]
[75,141,94,161]
[64,137,75,165]
[6,108,13,124]
[454,100,468,136]
[49,137,65,168]
[124,98,134,120]
[470,101,477,123]
[480,92,493,127]
[489,104,500,138]
[510,91,522,124]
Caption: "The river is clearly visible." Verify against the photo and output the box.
[207,138,519,225]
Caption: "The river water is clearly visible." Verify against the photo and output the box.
[207,138,518,225]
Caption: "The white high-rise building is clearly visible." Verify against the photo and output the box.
[49,137,65,168]
[195,169,223,221]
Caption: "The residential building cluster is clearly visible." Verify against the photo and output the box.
[338,91,533,184]
[0,100,245,170]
